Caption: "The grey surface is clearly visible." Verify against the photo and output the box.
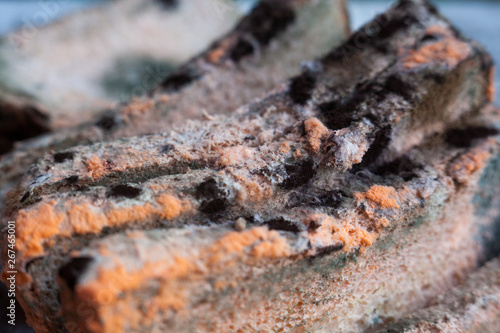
[0,1,499,332]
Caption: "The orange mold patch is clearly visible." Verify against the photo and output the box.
[307,214,377,254]
[85,155,108,179]
[14,194,192,260]
[355,185,400,209]
[447,149,491,184]
[304,118,329,153]
[402,31,470,69]
[72,227,290,331]
[15,201,66,259]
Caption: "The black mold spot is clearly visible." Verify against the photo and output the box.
[160,70,199,93]
[95,114,117,131]
[307,219,322,232]
[371,156,421,181]
[445,126,499,148]
[281,159,316,189]
[313,244,345,258]
[196,178,227,214]
[107,184,142,199]
[53,151,75,164]
[318,101,354,130]
[230,39,255,62]
[156,0,178,9]
[199,198,226,214]
[0,102,50,154]
[235,0,295,46]
[383,74,415,102]
[288,72,316,105]
[58,257,93,291]
[228,0,295,63]
[318,189,346,209]
[420,33,440,43]
[352,125,392,172]
[424,72,446,84]
[375,14,418,40]
[161,144,175,153]
[64,175,80,184]
[265,218,302,233]
[20,192,30,203]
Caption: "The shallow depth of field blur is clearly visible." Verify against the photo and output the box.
[0,0,499,332]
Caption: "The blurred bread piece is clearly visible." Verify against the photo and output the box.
[0,0,245,153]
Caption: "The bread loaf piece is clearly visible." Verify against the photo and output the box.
[2,1,498,332]
[0,0,349,210]
[0,0,244,139]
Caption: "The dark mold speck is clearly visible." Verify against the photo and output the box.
[244,135,256,141]
[20,191,30,203]
[318,101,354,130]
[371,155,421,181]
[383,74,415,102]
[53,151,75,164]
[161,144,175,153]
[196,178,228,214]
[312,244,345,258]
[230,39,255,62]
[352,125,392,171]
[265,218,302,233]
[58,257,93,291]
[445,126,499,148]
[281,159,316,189]
[319,189,347,209]
[289,72,316,105]
[65,175,80,184]
[160,70,200,92]
[96,113,117,131]
[229,0,295,63]
[107,184,142,199]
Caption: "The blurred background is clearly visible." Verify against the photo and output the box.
[0,0,499,332]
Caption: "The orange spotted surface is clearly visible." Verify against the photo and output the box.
[14,194,192,262]
[402,25,470,69]
[447,148,492,184]
[72,227,290,332]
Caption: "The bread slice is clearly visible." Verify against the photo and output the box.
[2,1,498,332]
[0,0,349,209]
[0,0,244,135]
[378,253,500,333]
